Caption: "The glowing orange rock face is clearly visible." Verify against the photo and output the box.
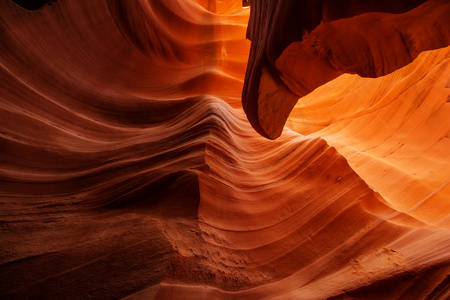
[287,46,450,230]
[242,0,450,139]
[0,0,449,299]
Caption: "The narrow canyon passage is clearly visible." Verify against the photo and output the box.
[0,0,449,299]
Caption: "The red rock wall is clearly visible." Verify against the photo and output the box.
[1,0,449,299]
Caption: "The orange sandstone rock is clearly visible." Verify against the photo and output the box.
[0,0,449,299]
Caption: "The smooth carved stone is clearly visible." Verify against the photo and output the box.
[1,0,450,299]
[242,0,450,139]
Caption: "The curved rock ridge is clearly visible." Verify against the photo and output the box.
[287,46,450,230]
[242,0,450,139]
[1,0,449,299]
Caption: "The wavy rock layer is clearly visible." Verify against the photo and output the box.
[242,0,450,139]
[0,0,449,299]
[287,46,450,231]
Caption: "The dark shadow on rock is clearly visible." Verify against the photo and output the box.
[11,0,54,10]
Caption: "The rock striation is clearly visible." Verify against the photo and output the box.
[0,0,449,299]
[242,0,450,139]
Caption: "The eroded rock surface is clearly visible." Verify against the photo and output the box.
[242,0,450,139]
[1,0,449,299]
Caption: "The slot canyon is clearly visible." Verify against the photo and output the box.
[1,0,449,299]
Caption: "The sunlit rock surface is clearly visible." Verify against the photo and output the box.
[242,0,449,139]
[0,0,449,299]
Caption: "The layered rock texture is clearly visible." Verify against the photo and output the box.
[243,0,450,139]
[1,0,449,299]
